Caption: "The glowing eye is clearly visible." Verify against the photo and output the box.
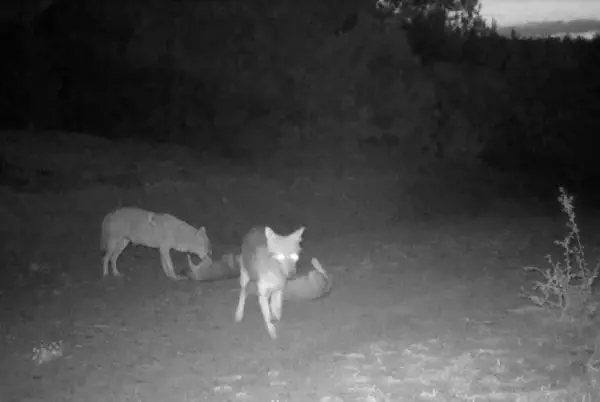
[274,253,286,262]
[289,253,299,262]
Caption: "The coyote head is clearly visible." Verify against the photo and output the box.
[265,226,305,277]
[186,227,212,272]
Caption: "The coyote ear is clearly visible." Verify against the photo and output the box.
[264,226,277,241]
[198,226,206,236]
[290,226,305,242]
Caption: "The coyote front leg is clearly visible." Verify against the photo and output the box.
[269,289,283,322]
[159,246,179,279]
[258,283,277,339]
[235,261,250,322]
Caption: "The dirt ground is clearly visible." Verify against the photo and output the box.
[2,203,600,402]
[1,133,600,401]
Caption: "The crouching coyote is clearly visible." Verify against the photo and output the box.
[235,225,305,339]
[101,207,211,280]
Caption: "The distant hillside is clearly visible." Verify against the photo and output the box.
[497,19,600,38]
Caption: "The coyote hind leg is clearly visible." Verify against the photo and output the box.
[103,238,128,278]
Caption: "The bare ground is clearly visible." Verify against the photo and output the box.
[2,134,600,401]
[3,209,600,402]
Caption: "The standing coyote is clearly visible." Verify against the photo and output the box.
[101,207,211,280]
[235,226,305,339]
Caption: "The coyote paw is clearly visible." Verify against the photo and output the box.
[266,322,277,340]
[171,275,189,281]
[235,309,244,323]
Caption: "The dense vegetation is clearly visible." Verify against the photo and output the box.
[1,0,600,194]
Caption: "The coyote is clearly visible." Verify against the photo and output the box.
[195,251,333,297]
[279,257,333,301]
[240,255,333,301]
[101,207,211,280]
[234,226,305,339]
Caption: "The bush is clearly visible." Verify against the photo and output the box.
[523,187,599,321]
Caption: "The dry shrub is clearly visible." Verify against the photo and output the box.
[523,187,599,321]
